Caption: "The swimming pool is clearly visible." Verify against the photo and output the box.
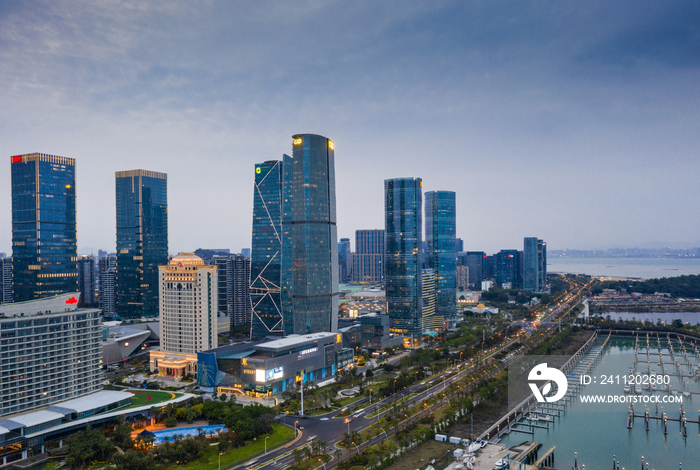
[151,424,226,443]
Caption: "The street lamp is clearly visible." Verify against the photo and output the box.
[370,388,372,405]
[345,418,350,434]
[295,420,299,436]
[265,436,268,454]
[218,452,223,470]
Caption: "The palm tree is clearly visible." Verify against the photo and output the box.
[292,448,302,466]
[334,448,342,462]
[303,446,312,462]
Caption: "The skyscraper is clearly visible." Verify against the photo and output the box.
[425,191,457,329]
[250,160,284,340]
[11,153,78,301]
[456,265,469,291]
[465,252,485,288]
[496,249,519,288]
[338,238,352,282]
[385,177,423,345]
[115,170,168,318]
[421,268,439,332]
[281,134,339,335]
[352,229,385,283]
[524,237,547,292]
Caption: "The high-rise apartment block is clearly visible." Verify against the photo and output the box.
[77,255,96,306]
[385,178,423,345]
[456,265,469,291]
[524,237,547,292]
[0,293,103,416]
[425,191,457,328]
[150,253,217,377]
[281,134,339,336]
[115,170,168,318]
[99,254,117,316]
[231,254,252,328]
[11,154,78,301]
[0,257,12,304]
[338,238,352,282]
[352,229,385,283]
[250,160,284,340]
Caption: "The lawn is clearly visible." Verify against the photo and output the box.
[169,423,295,470]
[126,390,182,408]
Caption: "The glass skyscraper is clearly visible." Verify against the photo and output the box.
[353,229,385,283]
[384,177,423,345]
[250,160,284,340]
[115,170,168,317]
[424,191,456,330]
[496,249,519,288]
[11,153,78,301]
[524,237,546,292]
[281,134,339,335]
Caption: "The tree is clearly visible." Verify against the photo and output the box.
[113,421,134,449]
[292,448,302,466]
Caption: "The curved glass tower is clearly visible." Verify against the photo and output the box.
[384,177,423,345]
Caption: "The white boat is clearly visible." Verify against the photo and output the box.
[635,383,642,394]
[493,459,506,469]
[671,389,678,396]
[536,413,552,422]
[624,383,631,393]
[480,440,488,448]
[683,390,691,397]
[468,442,481,453]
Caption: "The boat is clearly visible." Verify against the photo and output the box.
[493,459,507,469]
[623,383,631,393]
[468,442,481,453]
[480,440,488,448]
[635,383,642,394]
[536,413,552,422]
[683,390,691,397]
[671,389,678,396]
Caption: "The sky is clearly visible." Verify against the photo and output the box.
[1,0,699,256]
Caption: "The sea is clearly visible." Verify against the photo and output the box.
[548,257,700,280]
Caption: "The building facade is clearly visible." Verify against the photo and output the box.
[352,229,385,283]
[424,191,456,328]
[384,178,423,345]
[231,254,252,328]
[338,238,352,283]
[0,293,103,417]
[421,269,439,332]
[524,237,547,292]
[496,249,520,288]
[77,255,96,306]
[11,154,78,301]
[250,160,284,340]
[0,257,12,304]
[98,255,117,317]
[465,252,485,288]
[115,170,168,318]
[456,265,469,291]
[281,134,339,336]
[150,253,217,378]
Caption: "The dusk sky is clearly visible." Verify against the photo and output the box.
[1,1,699,256]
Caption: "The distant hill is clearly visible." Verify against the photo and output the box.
[595,275,700,299]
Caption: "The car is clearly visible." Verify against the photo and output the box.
[320,417,329,421]
[299,426,304,430]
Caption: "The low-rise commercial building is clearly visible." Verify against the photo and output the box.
[198,332,353,397]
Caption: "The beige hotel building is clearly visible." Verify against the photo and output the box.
[149,253,217,378]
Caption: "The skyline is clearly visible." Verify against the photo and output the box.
[1,1,699,254]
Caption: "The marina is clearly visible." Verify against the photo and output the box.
[495,333,700,469]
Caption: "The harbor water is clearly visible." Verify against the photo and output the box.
[499,336,700,470]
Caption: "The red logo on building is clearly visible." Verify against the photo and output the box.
[65,296,78,304]
[12,156,22,163]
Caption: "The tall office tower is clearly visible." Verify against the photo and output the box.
[496,249,519,288]
[281,134,339,336]
[352,229,385,283]
[425,191,457,328]
[466,252,485,288]
[115,170,168,318]
[385,177,423,346]
[0,257,12,304]
[99,254,117,316]
[150,253,217,377]
[11,153,78,301]
[484,255,496,279]
[455,238,464,252]
[538,240,547,289]
[0,294,103,416]
[421,269,439,332]
[250,160,284,340]
[524,237,543,292]
[77,255,96,306]
[240,248,251,258]
[338,238,352,282]
[231,254,252,328]
[456,265,469,290]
